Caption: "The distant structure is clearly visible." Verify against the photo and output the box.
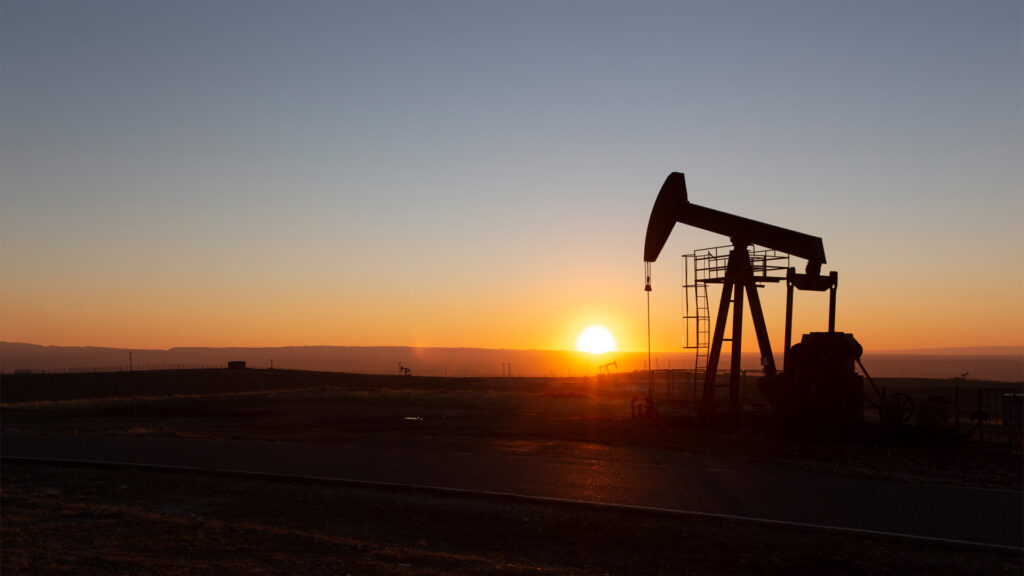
[228,361,246,370]
[598,361,617,376]
[398,362,411,376]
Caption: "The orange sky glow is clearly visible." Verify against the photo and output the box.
[2,3,1021,356]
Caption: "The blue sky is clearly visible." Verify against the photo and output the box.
[2,1,1021,351]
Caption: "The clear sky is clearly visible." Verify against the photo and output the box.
[2,1,1021,354]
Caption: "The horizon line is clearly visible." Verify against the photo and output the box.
[4,341,1023,356]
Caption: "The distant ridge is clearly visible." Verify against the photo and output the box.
[0,342,665,378]
[2,342,1022,381]
[873,346,1024,356]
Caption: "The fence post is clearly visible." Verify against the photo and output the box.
[977,388,984,443]
[1001,388,1011,447]
[954,386,959,432]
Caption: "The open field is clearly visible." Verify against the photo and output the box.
[3,369,1021,489]
[2,369,1022,574]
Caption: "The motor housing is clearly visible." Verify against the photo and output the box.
[760,332,864,436]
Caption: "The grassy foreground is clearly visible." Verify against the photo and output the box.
[3,461,1019,576]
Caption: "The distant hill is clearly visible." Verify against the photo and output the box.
[0,342,670,378]
[874,346,1024,356]
[2,341,1021,382]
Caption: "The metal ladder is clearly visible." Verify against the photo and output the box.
[682,254,712,399]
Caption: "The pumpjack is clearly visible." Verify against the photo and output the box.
[598,361,618,376]
[644,173,863,434]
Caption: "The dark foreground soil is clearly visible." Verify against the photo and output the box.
[2,369,1021,491]
[3,461,1020,576]
[3,369,1022,574]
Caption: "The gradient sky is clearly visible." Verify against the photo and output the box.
[2,1,1021,354]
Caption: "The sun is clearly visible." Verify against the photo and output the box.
[575,325,617,354]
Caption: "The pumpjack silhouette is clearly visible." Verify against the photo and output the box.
[644,173,863,434]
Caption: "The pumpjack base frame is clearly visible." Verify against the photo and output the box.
[698,243,838,424]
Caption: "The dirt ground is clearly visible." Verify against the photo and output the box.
[3,461,1020,576]
[2,369,1022,574]
[2,369,1021,490]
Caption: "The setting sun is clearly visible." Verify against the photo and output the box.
[575,325,617,354]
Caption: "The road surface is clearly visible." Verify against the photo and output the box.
[3,433,1020,549]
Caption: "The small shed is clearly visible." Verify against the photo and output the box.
[227,361,246,370]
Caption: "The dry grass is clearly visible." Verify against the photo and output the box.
[3,461,1019,575]
[3,370,1021,490]
[3,370,1022,573]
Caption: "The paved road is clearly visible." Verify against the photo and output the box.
[3,433,1021,549]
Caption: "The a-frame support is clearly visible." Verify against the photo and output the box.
[699,245,777,422]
